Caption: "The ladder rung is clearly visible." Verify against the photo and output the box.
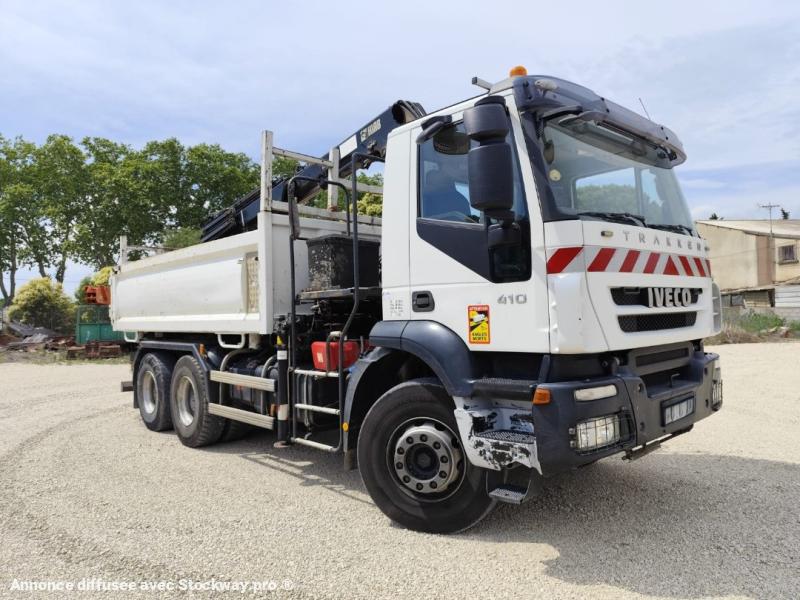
[210,370,275,391]
[292,368,339,378]
[208,403,275,430]
[294,403,340,415]
[290,437,338,452]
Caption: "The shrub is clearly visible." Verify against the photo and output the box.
[736,310,785,333]
[8,278,76,334]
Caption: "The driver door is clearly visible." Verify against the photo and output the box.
[407,110,538,353]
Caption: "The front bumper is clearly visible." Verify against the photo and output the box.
[532,351,722,476]
[454,347,721,483]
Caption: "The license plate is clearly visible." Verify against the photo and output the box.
[662,395,695,425]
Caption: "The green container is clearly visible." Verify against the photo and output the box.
[75,305,124,344]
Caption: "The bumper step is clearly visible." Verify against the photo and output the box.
[489,485,528,504]
[474,429,536,444]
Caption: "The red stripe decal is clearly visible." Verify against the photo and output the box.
[587,247,616,272]
[663,256,679,276]
[619,250,640,272]
[546,247,583,274]
[693,257,707,277]
[705,259,712,275]
[643,252,660,274]
[678,255,694,276]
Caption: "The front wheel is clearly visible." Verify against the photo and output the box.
[357,379,496,533]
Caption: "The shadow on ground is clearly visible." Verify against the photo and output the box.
[207,433,799,600]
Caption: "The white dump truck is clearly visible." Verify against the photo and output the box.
[112,67,723,533]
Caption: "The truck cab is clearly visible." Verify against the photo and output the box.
[113,68,723,534]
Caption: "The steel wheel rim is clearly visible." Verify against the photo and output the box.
[141,370,158,415]
[387,418,464,502]
[175,376,198,428]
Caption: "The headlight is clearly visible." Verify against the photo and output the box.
[574,384,617,401]
[573,415,621,451]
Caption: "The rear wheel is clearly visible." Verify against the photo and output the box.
[219,406,255,442]
[136,352,175,431]
[170,355,225,447]
[357,379,496,533]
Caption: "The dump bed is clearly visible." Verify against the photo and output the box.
[111,203,381,336]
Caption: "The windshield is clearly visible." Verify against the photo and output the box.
[521,113,696,234]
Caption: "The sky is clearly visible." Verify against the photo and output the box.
[2,0,799,293]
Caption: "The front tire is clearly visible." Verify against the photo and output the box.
[169,355,225,447]
[357,379,496,533]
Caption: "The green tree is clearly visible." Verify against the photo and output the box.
[183,143,259,225]
[356,173,384,216]
[74,274,92,303]
[7,277,75,333]
[33,135,89,282]
[91,266,114,286]
[0,136,43,304]
[73,137,259,269]
[164,227,201,249]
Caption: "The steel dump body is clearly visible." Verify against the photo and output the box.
[111,203,381,335]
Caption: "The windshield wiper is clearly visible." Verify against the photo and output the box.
[578,211,647,227]
[648,223,695,236]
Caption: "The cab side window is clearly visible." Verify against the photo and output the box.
[419,123,527,224]
[416,121,531,282]
[419,124,478,223]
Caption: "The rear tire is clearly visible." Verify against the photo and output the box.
[170,355,225,447]
[357,379,496,533]
[136,352,175,432]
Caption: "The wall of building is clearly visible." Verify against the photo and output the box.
[697,224,759,290]
[774,238,800,283]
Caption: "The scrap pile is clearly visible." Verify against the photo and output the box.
[0,322,74,353]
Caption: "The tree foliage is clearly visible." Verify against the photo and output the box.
[7,277,75,333]
[0,133,259,304]
[164,228,202,249]
[356,173,384,217]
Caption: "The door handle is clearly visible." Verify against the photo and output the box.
[412,291,435,312]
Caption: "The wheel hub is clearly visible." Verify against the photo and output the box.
[141,370,157,414]
[175,376,197,427]
[392,421,462,495]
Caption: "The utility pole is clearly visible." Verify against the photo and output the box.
[759,203,782,284]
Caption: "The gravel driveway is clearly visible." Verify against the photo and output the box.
[1,343,798,599]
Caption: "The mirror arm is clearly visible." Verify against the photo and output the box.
[416,115,452,144]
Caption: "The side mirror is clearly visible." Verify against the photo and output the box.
[463,97,514,216]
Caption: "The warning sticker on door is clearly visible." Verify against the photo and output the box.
[468,305,490,344]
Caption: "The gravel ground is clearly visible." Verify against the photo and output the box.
[0,343,798,600]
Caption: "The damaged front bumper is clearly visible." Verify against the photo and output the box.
[454,350,722,480]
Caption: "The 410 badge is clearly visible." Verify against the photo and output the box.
[468,305,490,344]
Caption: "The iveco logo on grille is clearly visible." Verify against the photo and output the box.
[647,287,693,308]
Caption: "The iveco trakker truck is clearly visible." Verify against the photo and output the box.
[112,67,723,533]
